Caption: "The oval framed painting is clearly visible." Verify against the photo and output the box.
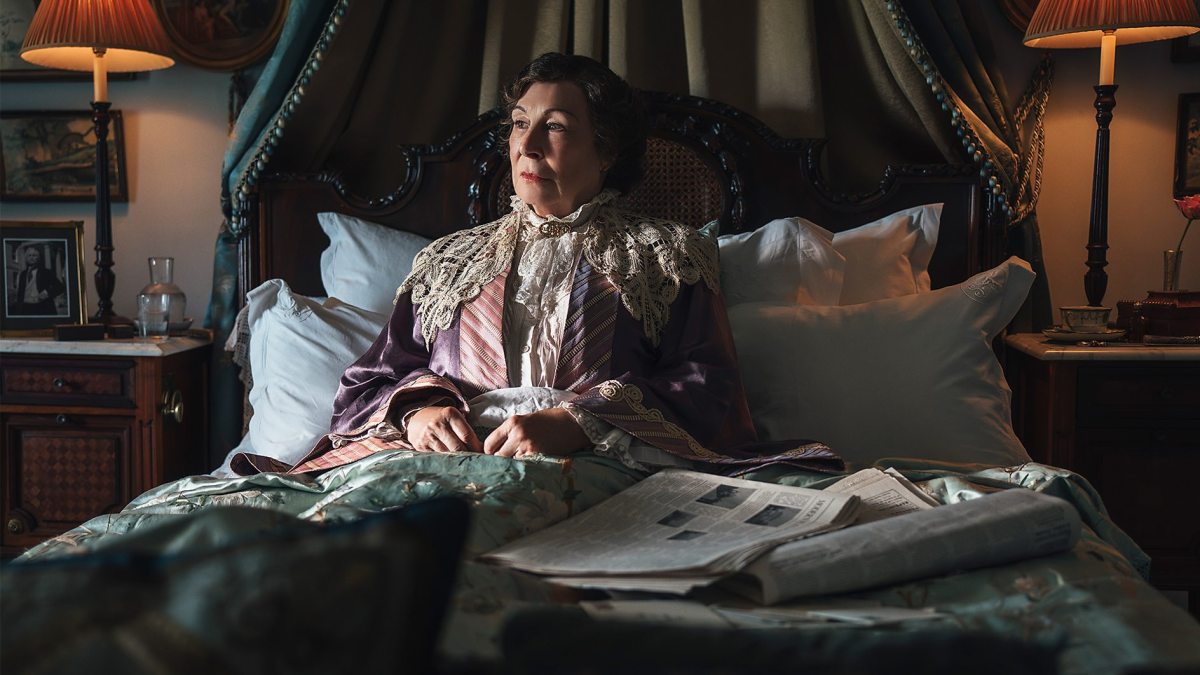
[152,0,289,71]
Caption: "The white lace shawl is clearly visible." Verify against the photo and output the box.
[395,196,720,348]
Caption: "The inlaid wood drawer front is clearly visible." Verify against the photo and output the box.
[1076,364,1200,423]
[0,357,135,408]
[1,414,133,550]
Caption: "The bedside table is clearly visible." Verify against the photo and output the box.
[1004,334,1199,611]
[0,336,211,556]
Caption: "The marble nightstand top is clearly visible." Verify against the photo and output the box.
[1005,333,1200,362]
[0,335,210,358]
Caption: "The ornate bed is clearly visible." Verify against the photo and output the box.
[242,91,1000,301]
[4,94,1200,675]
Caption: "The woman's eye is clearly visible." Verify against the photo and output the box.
[512,119,528,130]
[547,122,565,131]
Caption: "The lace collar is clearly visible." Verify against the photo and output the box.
[510,189,619,237]
[398,194,719,347]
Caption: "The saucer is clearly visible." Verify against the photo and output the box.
[1041,326,1127,342]
[167,317,194,334]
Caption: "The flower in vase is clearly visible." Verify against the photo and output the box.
[1174,194,1200,251]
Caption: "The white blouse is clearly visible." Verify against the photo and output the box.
[504,191,692,470]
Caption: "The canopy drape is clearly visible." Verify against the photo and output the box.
[204,0,1053,467]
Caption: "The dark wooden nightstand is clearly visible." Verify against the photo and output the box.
[1004,334,1200,612]
[0,336,211,556]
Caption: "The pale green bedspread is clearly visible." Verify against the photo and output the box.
[12,452,1200,674]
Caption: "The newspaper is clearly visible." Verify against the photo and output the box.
[723,488,1081,605]
[824,467,938,523]
[545,469,935,592]
[481,469,861,581]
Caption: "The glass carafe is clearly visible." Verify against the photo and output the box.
[137,257,186,335]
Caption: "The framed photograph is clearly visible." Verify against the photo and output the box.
[0,110,128,202]
[1,220,86,336]
[152,0,289,71]
[1175,93,1200,199]
[1,1,136,82]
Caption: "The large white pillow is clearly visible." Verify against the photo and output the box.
[716,204,942,308]
[728,256,1034,469]
[833,203,941,305]
[213,279,387,476]
[718,218,845,306]
[318,212,432,315]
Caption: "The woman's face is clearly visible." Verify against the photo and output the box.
[509,81,607,218]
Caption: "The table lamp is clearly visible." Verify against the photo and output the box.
[20,0,175,327]
[1024,0,1200,311]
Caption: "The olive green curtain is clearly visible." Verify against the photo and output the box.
[276,0,1050,225]
[901,0,1053,331]
[276,0,838,197]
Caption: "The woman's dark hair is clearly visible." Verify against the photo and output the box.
[501,52,647,193]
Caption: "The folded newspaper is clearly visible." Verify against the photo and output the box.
[481,468,1081,603]
[481,469,862,589]
[722,487,1080,604]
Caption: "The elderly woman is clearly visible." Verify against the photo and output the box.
[240,53,819,476]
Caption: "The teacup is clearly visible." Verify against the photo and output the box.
[1060,305,1110,333]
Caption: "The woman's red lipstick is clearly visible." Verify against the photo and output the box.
[520,171,545,183]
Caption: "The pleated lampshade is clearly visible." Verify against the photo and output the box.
[1024,0,1200,47]
[20,0,175,71]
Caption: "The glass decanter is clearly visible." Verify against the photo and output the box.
[136,257,186,336]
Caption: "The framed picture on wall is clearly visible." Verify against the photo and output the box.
[152,0,289,71]
[0,1,137,82]
[0,110,129,202]
[1,220,86,336]
[1175,93,1200,199]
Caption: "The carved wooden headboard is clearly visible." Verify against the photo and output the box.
[244,92,1001,303]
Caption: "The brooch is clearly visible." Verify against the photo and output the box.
[538,221,572,237]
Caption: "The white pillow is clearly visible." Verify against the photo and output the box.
[318,212,432,315]
[213,279,387,475]
[728,256,1034,469]
[833,203,941,305]
[718,218,845,306]
[716,204,942,307]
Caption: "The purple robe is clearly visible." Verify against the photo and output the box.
[232,210,840,475]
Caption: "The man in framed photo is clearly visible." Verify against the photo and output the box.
[10,244,65,316]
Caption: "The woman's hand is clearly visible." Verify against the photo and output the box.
[406,406,483,454]
[483,408,590,459]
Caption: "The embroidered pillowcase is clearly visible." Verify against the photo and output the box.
[214,279,387,476]
[727,257,1035,469]
[717,203,942,307]
[318,212,432,315]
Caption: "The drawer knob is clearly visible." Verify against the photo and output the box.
[55,414,69,425]
[161,390,184,424]
[1158,386,1174,400]
[7,517,26,534]
[52,378,66,390]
